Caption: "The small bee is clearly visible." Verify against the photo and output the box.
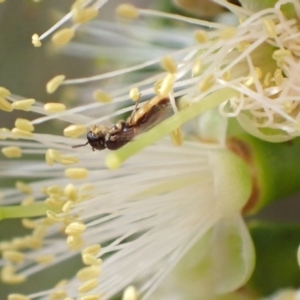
[73,96,170,151]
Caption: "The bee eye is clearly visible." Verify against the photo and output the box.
[87,131,106,151]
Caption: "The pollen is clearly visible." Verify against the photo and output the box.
[63,124,86,138]
[122,285,138,300]
[116,4,139,19]
[46,75,66,94]
[8,295,30,300]
[65,167,88,179]
[76,265,101,281]
[12,128,33,138]
[15,181,32,194]
[78,278,99,293]
[12,98,35,111]
[161,55,177,74]
[194,30,208,44]
[44,102,66,113]
[82,253,102,266]
[129,87,140,101]
[65,221,86,235]
[2,146,22,158]
[0,96,13,112]
[82,244,101,256]
[52,28,75,46]
[15,118,34,132]
[32,33,42,47]
[199,74,215,92]
[0,86,10,97]
[263,18,277,38]
[2,250,25,264]
[93,89,112,103]
[72,7,99,24]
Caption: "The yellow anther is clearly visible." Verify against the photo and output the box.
[46,185,63,196]
[16,181,32,194]
[2,146,22,158]
[62,200,74,213]
[44,102,66,113]
[170,128,183,146]
[159,73,175,97]
[0,96,13,111]
[64,183,78,201]
[15,118,34,132]
[67,234,84,250]
[32,225,46,239]
[78,278,99,293]
[45,196,64,209]
[161,56,177,74]
[263,72,272,87]
[49,290,68,300]
[129,87,140,102]
[21,196,35,206]
[82,244,101,256]
[222,70,231,81]
[46,210,64,223]
[65,168,88,179]
[0,87,10,97]
[21,218,37,229]
[82,253,102,266]
[263,18,277,38]
[272,49,292,61]
[116,4,139,19]
[192,58,202,77]
[76,265,101,281]
[220,27,236,39]
[72,7,99,24]
[12,98,35,111]
[59,156,79,165]
[274,69,284,86]
[0,127,9,140]
[24,236,42,249]
[35,255,55,264]
[12,128,33,138]
[80,295,102,300]
[199,74,215,92]
[55,279,68,288]
[52,28,75,46]
[93,89,112,103]
[46,75,66,94]
[3,250,25,264]
[237,41,250,52]
[122,285,138,300]
[63,124,86,138]
[194,30,208,44]
[65,222,86,235]
[1,265,26,284]
[8,294,30,300]
[32,33,42,47]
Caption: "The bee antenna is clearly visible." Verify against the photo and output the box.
[72,141,89,148]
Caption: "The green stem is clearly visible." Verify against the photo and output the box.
[0,203,48,220]
[106,87,238,169]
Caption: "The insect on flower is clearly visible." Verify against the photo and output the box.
[73,95,171,151]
